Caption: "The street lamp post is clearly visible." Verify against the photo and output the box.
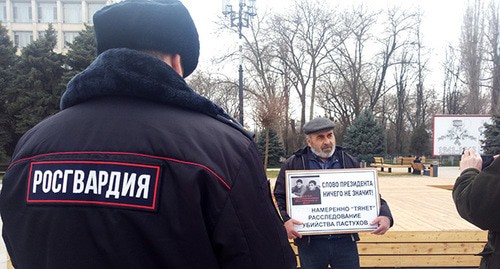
[222,0,256,126]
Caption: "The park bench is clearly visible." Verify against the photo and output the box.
[397,157,429,174]
[397,157,435,176]
[396,157,426,165]
[370,157,412,173]
[370,157,385,167]
[290,230,487,268]
[411,162,432,176]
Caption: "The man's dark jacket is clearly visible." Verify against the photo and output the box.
[274,146,394,244]
[0,49,296,269]
[453,157,500,269]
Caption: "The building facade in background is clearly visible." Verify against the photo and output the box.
[0,0,115,53]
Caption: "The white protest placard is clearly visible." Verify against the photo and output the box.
[286,169,380,235]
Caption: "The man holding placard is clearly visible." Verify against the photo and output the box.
[274,117,394,269]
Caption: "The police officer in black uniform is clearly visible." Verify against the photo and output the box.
[0,1,296,268]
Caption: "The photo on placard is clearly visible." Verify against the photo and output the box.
[292,178,321,206]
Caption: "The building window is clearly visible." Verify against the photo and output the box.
[87,3,104,23]
[14,31,33,48]
[63,2,82,23]
[0,3,6,22]
[38,2,57,23]
[13,2,32,23]
[64,31,79,48]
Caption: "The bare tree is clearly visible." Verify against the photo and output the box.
[485,0,500,115]
[217,8,300,154]
[391,50,413,154]
[187,70,239,118]
[319,5,378,126]
[369,7,419,112]
[317,75,356,131]
[236,12,289,167]
[442,46,467,114]
[318,5,419,129]
[269,0,339,131]
[412,9,430,128]
[460,0,487,114]
[254,94,286,169]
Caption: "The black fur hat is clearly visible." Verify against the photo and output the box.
[93,0,199,77]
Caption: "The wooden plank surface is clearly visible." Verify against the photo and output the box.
[359,231,487,242]
[360,255,482,267]
[291,239,486,255]
[358,242,485,255]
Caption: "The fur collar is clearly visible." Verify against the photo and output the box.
[60,48,250,138]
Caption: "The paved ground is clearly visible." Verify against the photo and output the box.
[376,166,477,231]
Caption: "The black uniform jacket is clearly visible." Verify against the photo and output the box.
[274,146,394,244]
[453,157,500,269]
[0,49,296,269]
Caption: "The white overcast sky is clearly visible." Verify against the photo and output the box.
[179,0,469,124]
[180,0,469,95]
[181,0,466,62]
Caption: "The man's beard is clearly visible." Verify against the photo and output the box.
[311,146,335,159]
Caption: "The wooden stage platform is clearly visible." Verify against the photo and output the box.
[271,167,488,268]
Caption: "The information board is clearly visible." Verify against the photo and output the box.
[433,115,491,155]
